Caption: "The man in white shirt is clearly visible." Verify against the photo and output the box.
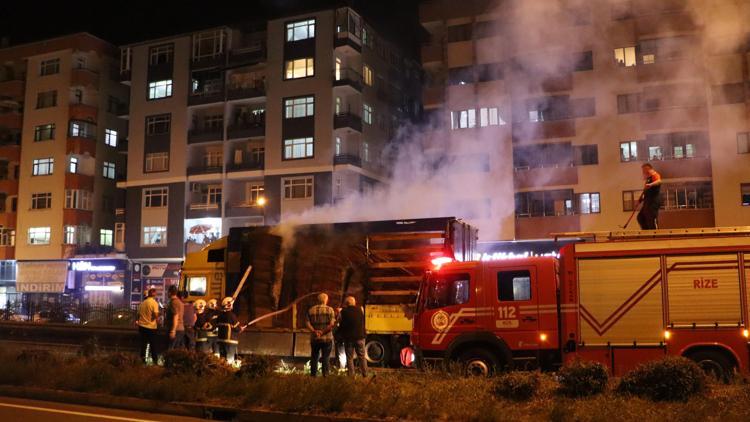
[137,288,160,363]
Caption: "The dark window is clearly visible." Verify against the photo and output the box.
[476,63,503,82]
[207,248,225,262]
[148,44,174,66]
[573,51,593,71]
[497,270,532,301]
[446,24,472,43]
[425,272,471,309]
[742,184,750,206]
[527,96,571,122]
[661,182,713,210]
[712,83,746,105]
[473,20,500,38]
[34,124,55,141]
[515,189,574,217]
[513,142,573,169]
[447,66,474,85]
[146,114,171,135]
[623,190,641,211]
[574,145,598,165]
[36,91,57,109]
[617,93,640,114]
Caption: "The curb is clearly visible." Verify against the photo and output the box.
[0,385,380,421]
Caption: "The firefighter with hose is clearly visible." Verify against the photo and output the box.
[217,296,242,365]
[637,163,662,230]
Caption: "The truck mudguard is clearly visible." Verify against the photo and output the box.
[446,331,513,364]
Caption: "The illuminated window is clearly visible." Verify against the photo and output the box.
[284,96,315,118]
[100,229,113,247]
[363,65,373,86]
[363,141,370,162]
[614,46,636,67]
[0,228,15,247]
[148,80,173,99]
[286,19,315,42]
[576,192,600,214]
[103,161,116,179]
[363,104,373,124]
[143,226,167,246]
[335,137,342,155]
[69,157,78,174]
[283,137,314,159]
[450,109,476,129]
[28,227,51,245]
[284,58,314,79]
[32,158,54,176]
[105,129,118,147]
[187,276,207,296]
[246,184,265,204]
[620,141,639,162]
[479,107,504,127]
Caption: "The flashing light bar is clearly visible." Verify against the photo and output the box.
[475,251,560,261]
[431,256,454,270]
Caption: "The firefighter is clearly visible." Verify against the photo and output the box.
[216,296,241,365]
[206,298,220,357]
[637,163,662,230]
[193,299,211,353]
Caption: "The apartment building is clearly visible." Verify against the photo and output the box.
[118,6,421,293]
[0,33,129,304]
[420,0,750,240]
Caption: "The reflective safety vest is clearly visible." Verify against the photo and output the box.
[217,323,239,344]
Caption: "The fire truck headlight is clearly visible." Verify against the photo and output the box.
[743,329,749,339]
[539,333,548,342]
[664,330,671,340]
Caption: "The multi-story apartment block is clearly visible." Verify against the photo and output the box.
[0,33,129,304]
[420,0,750,240]
[118,6,420,291]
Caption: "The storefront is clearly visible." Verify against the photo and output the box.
[70,259,130,307]
[131,261,181,306]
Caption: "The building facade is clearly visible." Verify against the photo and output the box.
[118,7,420,287]
[0,33,129,305]
[420,0,750,240]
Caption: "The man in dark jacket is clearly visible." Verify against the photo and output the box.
[337,296,367,377]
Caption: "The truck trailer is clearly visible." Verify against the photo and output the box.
[410,227,750,379]
[180,217,476,366]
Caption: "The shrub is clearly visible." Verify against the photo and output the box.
[78,336,101,358]
[16,349,59,364]
[162,350,226,376]
[492,371,540,401]
[236,354,279,379]
[102,352,141,369]
[557,360,609,397]
[617,356,706,402]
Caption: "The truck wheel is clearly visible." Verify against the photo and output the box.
[687,350,734,382]
[459,348,499,377]
[365,337,390,367]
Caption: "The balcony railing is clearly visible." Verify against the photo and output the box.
[188,126,223,144]
[227,120,265,139]
[227,160,264,172]
[334,154,362,167]
[188,86,225,106]
[225,202,265,218]
[333,112,362,132]
[186,202,222,218]
[226,80,266,100]
[333,68,363,91]
[187,165,223,176]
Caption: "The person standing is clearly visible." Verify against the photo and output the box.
[206,298,220,357]
[165,285,184,350]
[136,288,159,364]
[216,297,241,364]
[637,163,663,230]
[181,291,196,350]
[306,293,336,377]
[193,300,212,353]
[338,296,368,377]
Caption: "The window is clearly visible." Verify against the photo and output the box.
[64,226,75,244]
[614,47,636,67]
[515,189,574,217]
[617,93,640,114]
[450,109,476,129]
[363,65,373,86]
[283,137,314,159]
[363,142,370,162]
[742,184,750,206]
[284,58,314,79]
[476,63,503,82]
[283,177,313,199]
[497,270,531,301]
[40,58,60,76]
[146,114,171,135]
[251,147,265,163]
[0,228,15,247]
[620,141,639,162]
[34,124,55,141]
[479,107,504,127]
[28,227,50,245]
[186,276,207,296]
[284,96,314,118]
[363,104,373,124]
[447,66,474,85]
[143,226,167,246]
[576,192,600,214]
[335,137,342,155]
[446,24,472,43]
[203,150,223,167]
[32,158,54,176]
[115,223,125,246]
[102,162,116,179]
[104,129,118,147]
[36,91,57,108]
[70,121,96,138]
[203,185,222,205]
[426,273,470,309]
[573,51,593,71]
[69,157,78,173]
[72,88,83,104]
[148,80,173,99]
[144,187,168,208]
[100,229,113,247]
[31,193,52,210]
[145,152,169,172]
[661,182,713,210]
[247,184,265,204]
[149,44,173,65]
[574,145,598,165]
[738,133,750,154]
[622,190,640,211]
[65,189,92,210]
[286,19,315,42]
[193,30,225,60]
[648,146,663,161]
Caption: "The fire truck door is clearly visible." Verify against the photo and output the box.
[483,265,541,350]
[418,270,482,349]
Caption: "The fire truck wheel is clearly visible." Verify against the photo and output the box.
[365,337,390,367]
[459,348,499,377]
[687,350,734,382]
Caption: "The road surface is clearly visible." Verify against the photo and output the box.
[0,396,206,421]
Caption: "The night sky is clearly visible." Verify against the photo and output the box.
[0,0,421,54]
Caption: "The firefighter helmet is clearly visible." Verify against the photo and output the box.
[207,298,218,310]
[193,299,206,311]
[221,296,234,310]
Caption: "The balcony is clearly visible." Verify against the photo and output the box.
[191,53,226,69]
[188,126,223,144]
[0,247,14,260]
[63,209,93,226]
[227,121,264,139]
[120,69,131,84]
[115,208,126,223]
[186,203,221,218]
[422,86,444,107]
[512,119,576,142]
[71,68,99,87]
[227,81,265,100]
[0,180,18,196]
[334,32,362,53]
[333,113,362,132]
[514,166,578,189]
[635,11,697,37]
[187,165,222,176]
[227,160,264,172]
[65,173,94,190]
[0,112,22,130]
[333,68,363,92]
[639,106,708,131]
[69,102,98,122]
[636,58,701,83]
[188,88,225,106]
[225,202,264,218]
[540,73,573,92]
[421,44,443,64]
[650,156,712,178]
[515,214,580,239]
[229,44,266,66]
[116,138,128,154]
[334,154,362,167]
[0,79,24,99]
[66,135,96,156]
[0,212,16,227]
[63,244,116,258]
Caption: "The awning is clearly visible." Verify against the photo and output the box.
[16,261,68,293]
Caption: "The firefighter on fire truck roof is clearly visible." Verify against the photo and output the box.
[193,299,212,353]
[217,296,241,365]
[637,163,662,230]
[206,298,220,357]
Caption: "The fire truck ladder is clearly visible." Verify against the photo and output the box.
[551,226,750,242]
[366,231,446,299]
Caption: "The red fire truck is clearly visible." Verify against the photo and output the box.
[410,227,750,379]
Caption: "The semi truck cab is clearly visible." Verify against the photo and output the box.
[412,257,561,375]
